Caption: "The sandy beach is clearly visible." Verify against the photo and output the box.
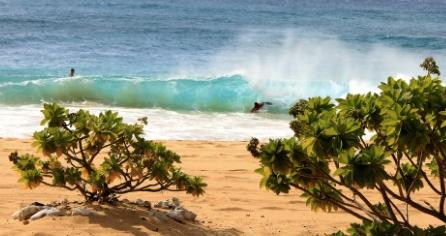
[0,138,442,236]
[1,0,445,235]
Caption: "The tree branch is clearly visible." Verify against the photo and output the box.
[381,183,446,223]
[292,183,373,222]
[378,183,399,225]
[404,152,441,195]
[435,148,446,215]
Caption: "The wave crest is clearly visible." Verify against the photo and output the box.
[0,75,266,112]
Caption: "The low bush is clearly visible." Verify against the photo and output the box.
[248,58,446,234]
[10,104,206,202]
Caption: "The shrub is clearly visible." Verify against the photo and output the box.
[248,58,446,233]
[329,221,446,236]
[9,104,206,202]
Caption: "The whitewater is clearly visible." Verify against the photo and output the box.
[0,0,445,140]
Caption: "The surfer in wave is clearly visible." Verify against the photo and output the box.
[69,68,75,77]
[251,102,272,113]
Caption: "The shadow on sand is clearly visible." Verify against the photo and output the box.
[85,204,241,236]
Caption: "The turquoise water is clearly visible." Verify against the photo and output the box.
[0,0,445,139]
[0,0,445,112]
[0,74,352,112]
[0,75,260,112]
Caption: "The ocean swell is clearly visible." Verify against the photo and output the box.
[0,75,266,112]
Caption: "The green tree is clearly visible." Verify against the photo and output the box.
[248,58,446,234]
[9,104,206,202]
[420,56,441,76]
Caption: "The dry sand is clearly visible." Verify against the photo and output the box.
[0,138,441,235]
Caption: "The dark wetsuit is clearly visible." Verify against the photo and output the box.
[251,102,265,113]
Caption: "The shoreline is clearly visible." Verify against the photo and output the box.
[0,138,439,235]
[0,106,292,140]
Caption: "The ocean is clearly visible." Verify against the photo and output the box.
[0,0,445,140]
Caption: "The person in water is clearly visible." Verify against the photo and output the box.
[251,102,272,113]
[69,68,75,77]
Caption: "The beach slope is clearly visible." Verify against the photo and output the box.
[0,139,439,235]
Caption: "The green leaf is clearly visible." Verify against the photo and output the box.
[19,169,42,189]
[9,103,207,202]
[185,176,207,197]
[40,103,68,127]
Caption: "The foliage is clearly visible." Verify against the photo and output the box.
[248,57,446,232]
[10,104,206,202]
[329,221,446,236]
[420,56,440,76]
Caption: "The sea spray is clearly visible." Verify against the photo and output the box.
[1,32,445,112]
[203,31,441,98]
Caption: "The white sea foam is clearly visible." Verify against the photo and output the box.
[0,105,292,141]
[181,30,445,103]
[1,33,444,140]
